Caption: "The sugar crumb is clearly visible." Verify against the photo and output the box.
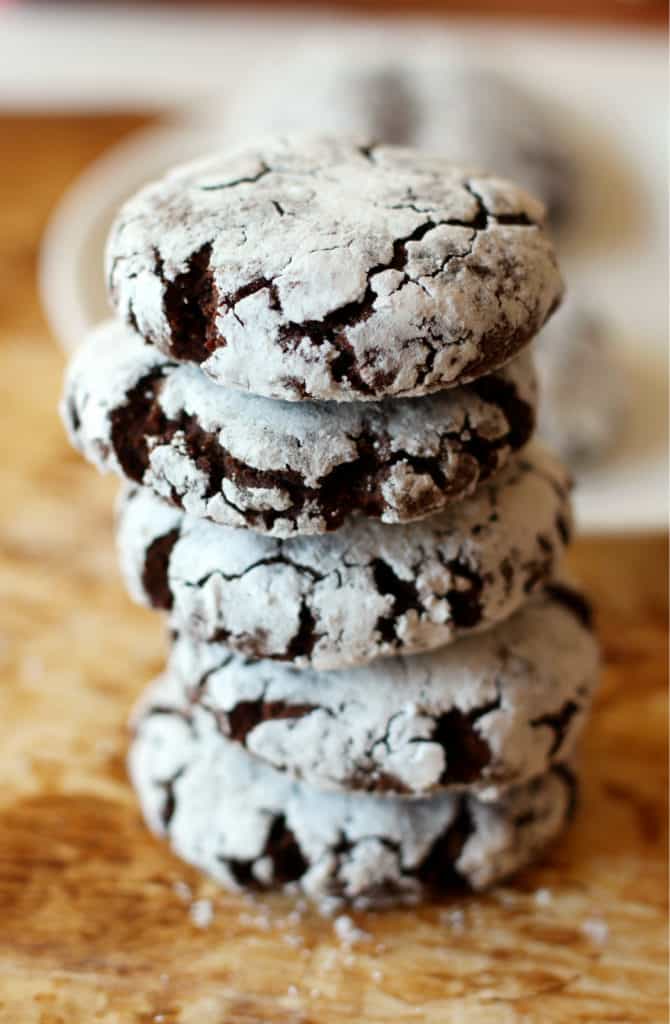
[333,914,370,946]
[534,887,553,907]
[440,907,466,933]
[581,917,609,944]
[189,898,214,929]
[173,880,192,903]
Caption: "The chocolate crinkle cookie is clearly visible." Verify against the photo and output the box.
[535,295,628,467]
[166,584,598,799]
[116,445,573,670]
[106,136,563,402]
[130,672,578,907]
[62,320,537,536]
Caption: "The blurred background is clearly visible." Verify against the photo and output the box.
[3,0,667,536]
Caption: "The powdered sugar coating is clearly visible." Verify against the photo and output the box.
[106,135,562,402]
[116,446,573,670]
[167,586,598,798]
[62,319,537,537]
[130,677,577,904]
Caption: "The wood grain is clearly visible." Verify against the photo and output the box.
[0,115,667,1024]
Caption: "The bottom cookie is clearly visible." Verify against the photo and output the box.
[130,675,577,908]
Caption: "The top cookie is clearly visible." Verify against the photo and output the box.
[106,135,563,402]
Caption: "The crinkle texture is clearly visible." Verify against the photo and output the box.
[106,135,563,402]
[222,59,575,228]
[167,585,598,799]
[535,295,628,467]
[62,319,537,537]
[130,676,577,906]
[116,445,573,670]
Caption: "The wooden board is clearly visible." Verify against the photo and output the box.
[0,114,667,1024]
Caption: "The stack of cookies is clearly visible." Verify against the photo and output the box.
[62,136,599,908]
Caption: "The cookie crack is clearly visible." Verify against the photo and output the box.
[156,765,186,830]
[142,528,180,610]
[286,598,321,660]
[158,244,219,363]
[437,552,485,629]
[530,701,580,758]
[224,813,308,888]
[544,583,593,630]
[218,695,321,746]
[469,371,535,452]
[370,557,423,646]
[431,689,501,786]
[189,553,324,589]
[199,162,271,190]
[357,143,378,163]
[417,801,474,891]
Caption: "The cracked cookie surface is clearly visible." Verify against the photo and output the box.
[166,585,598,799]
[224,60,575,229]
[63,320,537,537]
[130,673,578,906]
[106,135,563,402]
[117,445,573,669]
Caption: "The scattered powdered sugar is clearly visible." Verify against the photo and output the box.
[239,909,272,931]
[534,887,553,907]
[189,898,214,929]
[173,880,192,903]
[581,916,609,945]
[318,895,345,918]
[333,914,371,946]
[440,906,466,933]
